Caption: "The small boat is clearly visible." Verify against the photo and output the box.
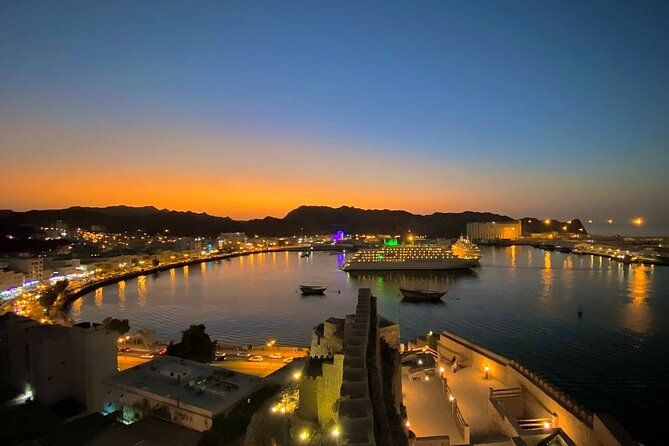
[300,252,311,258]
[400,288,447,302]
[300,285,327,295]
[556,245,571,253]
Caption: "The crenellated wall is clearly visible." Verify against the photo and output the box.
[338,288,376,445]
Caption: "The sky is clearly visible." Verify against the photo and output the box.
[1,0,668,223]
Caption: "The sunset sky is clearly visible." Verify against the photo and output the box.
[1,1,668,222]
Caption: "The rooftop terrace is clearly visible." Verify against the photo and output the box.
[105,356,261,415]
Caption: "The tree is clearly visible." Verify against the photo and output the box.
[166,324,217,363]
[38,280,68,310]
[103,317,130,335]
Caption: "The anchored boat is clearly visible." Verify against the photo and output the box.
[299,285,327,295]
[399,288,447,302]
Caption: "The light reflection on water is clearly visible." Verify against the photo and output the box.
[72,247,666,443]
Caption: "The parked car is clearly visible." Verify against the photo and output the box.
[269,353,283,359]
[140,353,154,359]
[248,355,264,362]
[215,355,226,361]
[118,347,130,353]
[283,357,294,364]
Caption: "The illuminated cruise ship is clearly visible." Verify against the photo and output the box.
[341,237,482,271]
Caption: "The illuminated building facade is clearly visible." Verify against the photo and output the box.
[466,221,522,240]
[0,314,117,412]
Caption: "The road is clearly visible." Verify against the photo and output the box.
[117,345,308,377]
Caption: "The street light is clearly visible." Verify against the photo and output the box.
[484,365,490,379]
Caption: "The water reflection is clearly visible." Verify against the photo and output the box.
[137,275,147,308]
[541,251,553,298]
[94,287,103,307]
[118,280,126,310]
[619,265,653,334]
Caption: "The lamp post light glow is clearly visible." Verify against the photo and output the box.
[633,217,643,238]
[331,426,340,438]
[292,371,302,380]
[449,395,455,402]
[543,421,551,430]
[299,430,309,442]
[484,365,490,379]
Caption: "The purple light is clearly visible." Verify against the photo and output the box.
[332,229,345,242]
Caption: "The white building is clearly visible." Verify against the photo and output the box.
[0,268,24,292]
[0,314,118,412]
[467,221,522,240]
[103,356,261,432]
[6,257,44,281]
[217,232,247,248]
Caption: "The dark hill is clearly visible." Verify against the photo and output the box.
[0,205,584,238]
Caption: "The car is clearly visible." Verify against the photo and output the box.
[157,348,167,355]
[118,347,130,353]
[248,355,264,362]
[283,357,294,364]
[236,352,251,358]
[269,353,283,359]
[140,353,154,359]
[215,355,226,361]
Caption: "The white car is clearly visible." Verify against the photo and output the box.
[140,353,154,359]
[269,353,283,359]
[248,355,264,362]
[236,352,251,358]
[283,357,294,364]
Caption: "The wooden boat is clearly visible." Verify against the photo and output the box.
[299,285,327,295]
[400,288,447,302]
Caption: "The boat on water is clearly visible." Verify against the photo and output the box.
[399,287,447,302]
[300,251,312,258]
[341,236,482,271]
[299,285,327,295]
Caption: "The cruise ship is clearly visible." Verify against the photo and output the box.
[341,236,482,271]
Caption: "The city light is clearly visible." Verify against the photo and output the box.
[292,371,302,380]
[299,430,309,441]
[543,421,552,429]
[331,426,340,438]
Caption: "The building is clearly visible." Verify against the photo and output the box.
[298,354,345,426]
[0,314,118,412]
[103,356,261,432]
[5,257,45,281]
[467,220,522,240]
[0,268,24,292]
[217,232,247,248]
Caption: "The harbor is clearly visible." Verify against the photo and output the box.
[67,247,667,443]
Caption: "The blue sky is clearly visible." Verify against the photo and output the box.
[1,1,668,222]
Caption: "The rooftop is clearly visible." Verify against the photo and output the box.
[105,356,261,414]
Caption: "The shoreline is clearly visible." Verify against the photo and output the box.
[57,246,307,315]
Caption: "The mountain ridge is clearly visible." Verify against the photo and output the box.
[0,205,584,238]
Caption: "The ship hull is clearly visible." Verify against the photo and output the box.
[341,259,478,271]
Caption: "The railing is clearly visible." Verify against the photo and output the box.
[516,417,553,431]
[490,387,521,399]
[441,376,470,444]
